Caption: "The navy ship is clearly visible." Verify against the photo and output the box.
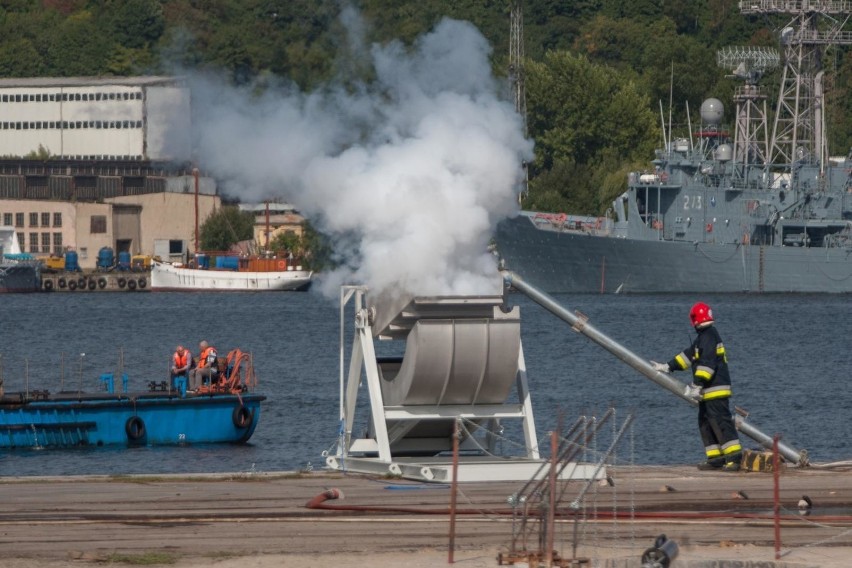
[495,2,852,293]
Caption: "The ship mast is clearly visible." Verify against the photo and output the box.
[509,0,528,202]
[716,46,779,169]
[741,1,852,172]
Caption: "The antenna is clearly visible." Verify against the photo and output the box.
[741,1,852,170]
[717,46,780,167]
[509,0,528,202]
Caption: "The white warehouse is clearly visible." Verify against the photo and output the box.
[0,76,190,162]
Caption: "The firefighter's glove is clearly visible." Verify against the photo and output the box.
[683,384,702,401]
[650,361,669,373]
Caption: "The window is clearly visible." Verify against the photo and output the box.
[108,93,115,100]
[95,121,102,129]
[135,120,142,128]
[29,232,38,253]
[49,121,55,129]
[15,213,23,227]
[90,215,107,234]
[22,94,28,102]
[82,94,88,101]
[15,94,20,102]
[80,247,87,259]
[1,95,6,102]
[61,93,67,102]
[35,94,41,102]
[53,232,62,256]
[74,93,81,101]
[96,93,102,101]
[49,94,55,101]
[29,212,38,227]
[41,213,50,227]
[41,232,50,253]
[53,212,61,227]
[17,232,24,247]
[3,213,11,225]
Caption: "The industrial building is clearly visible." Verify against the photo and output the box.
[0,76,215,269]
[0,76,190,162]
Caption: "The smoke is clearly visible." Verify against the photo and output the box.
[191,12,532,299]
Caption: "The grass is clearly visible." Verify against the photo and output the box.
[105,551,178,565]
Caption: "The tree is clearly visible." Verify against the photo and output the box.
[199,206,255,252]
[524,51,659,214]
[268,222,331,271]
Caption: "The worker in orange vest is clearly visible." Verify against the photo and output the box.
[170,345,194,379]
[189,340,219,392]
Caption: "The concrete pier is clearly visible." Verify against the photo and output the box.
[2,465,852,567]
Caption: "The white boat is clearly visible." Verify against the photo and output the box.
[150,259,312,291]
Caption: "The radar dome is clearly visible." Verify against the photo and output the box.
[700,98,724,125]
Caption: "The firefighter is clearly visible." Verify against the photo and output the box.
[651,302,743,471]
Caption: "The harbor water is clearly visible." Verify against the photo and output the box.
[0,290,847,476]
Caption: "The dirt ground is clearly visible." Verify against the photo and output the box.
[2,466,852,567]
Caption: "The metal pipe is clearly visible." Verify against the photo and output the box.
[502,270,809,466]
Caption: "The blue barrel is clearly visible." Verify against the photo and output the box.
[196,254,210,269]
[117,251,131,271]
[97,247,114,270]
[215,256,239,271]
[65,250,80,272]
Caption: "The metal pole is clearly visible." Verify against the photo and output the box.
[502,270,809,466]
[193,168,199,253]
[774,434,781,560]
[448,418,460,564]
[545,429,557,567]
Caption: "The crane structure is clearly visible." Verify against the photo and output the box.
[741,1,852,170]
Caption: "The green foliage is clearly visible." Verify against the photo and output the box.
[268,222,332,271]
[0,0,847,215]
[199,206,255,252]
[524,51,659,214]
[24,144,52,160]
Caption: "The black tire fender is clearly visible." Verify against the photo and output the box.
[125,416,146,442]
[87,279,97,290]
[117,277,126,288]
[43,279,54,291]
[97,277,107,289]
[138,277,147,289]
[127,279,137,291]
[232,405,253,429]
[58,278,66,288]
[77,277,86,289]
[67,280,78,291]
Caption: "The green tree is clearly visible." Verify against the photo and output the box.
[199,206,255,252]
[524,51,659,214]
[268,222,331,271]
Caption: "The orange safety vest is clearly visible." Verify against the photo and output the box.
[199,346,217,369]
[173,349,190,369]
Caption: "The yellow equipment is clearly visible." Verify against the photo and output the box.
[131,255,152,271]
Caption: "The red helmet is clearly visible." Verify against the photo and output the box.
[689,302,714,328]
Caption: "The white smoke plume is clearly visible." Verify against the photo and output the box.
[191,12,532,298]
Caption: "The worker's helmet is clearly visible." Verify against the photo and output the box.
[689,302,714,328]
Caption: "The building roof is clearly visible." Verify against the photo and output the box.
[0,76,186,89]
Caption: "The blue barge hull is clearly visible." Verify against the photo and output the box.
[0,391,265,448]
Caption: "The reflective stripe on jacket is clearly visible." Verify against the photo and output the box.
[667,325,731,400]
